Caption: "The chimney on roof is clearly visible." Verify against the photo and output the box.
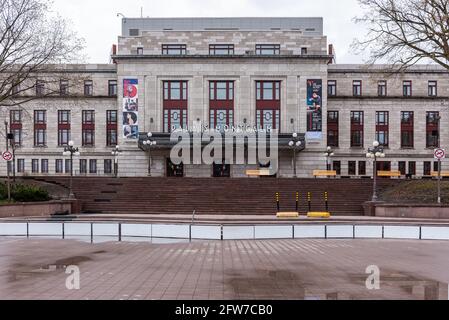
[111,44,117,64]
[328,44,336,64]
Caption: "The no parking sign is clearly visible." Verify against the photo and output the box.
[434,148,446,160]
[2,151,12,161]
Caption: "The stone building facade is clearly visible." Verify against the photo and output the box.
[1,17,448,178]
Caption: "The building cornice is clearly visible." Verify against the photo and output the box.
[112,54,332,61]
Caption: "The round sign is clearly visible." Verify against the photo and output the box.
[2,151,12,161]
[434,148,446,160]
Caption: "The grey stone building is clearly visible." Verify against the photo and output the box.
[1,17,448,178]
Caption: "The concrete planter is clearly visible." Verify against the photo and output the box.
[0,200,81,218]
[364,202,449,219]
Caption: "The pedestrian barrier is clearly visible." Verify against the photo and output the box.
[1,221,449,241]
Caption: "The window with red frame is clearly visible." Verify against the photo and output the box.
[10,110,22,147]
[256,81,281,131]
[163,81,188,133]
[375,111,389,147]
[350,111,364,148]
[58,110,71,146]
[426,111,439,148]
[82,110,95,146]
[401,111,414,148]
[327,111,339,147]
[107,110,118,146]
[209,81,234,130]
[34,110,46,147]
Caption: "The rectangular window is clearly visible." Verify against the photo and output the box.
[55,159,63,174]
[301,47,308,55]
[378,80,387,97]
[17,159,25,173]
[353,80,362,96]
[10,110,22,147]
[107,110,118,146]
[358,161,366,176]
[32,159,39,174]
[328,80,337,97]
[255,44,280,55]
[137,47,144,55]
[58,110,71,147]
[428,81,437,97]
[327,111,339,147]
[65,159,72,174]
[375,111,389,147]
[163,81,188,101]
[60,80,69,96]
[401,111,414,148]
[403,81,412,97]
[84,80,93,96]
[89,159,97,174]
[209,44,234,55]
[350,111,364,148]
[426,111,439,148]
[34,110,46,147]
[162,44,187,55]
[256,81,280,101]
[409,161,416,176]
[82,110,95,146]
[398,161,406,175]
[348,161,356,175]
[104,159,113,174]
[36,80,45,96]
[424,161,431,176]
[333,161,341,175]
[79,159,87,174]
[41,159,49,174]
[209,81,235,130]
[108,80,118,96]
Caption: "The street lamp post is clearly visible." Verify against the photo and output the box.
[143,132,157,176]
[111,145,122,178]
[366,141,386,202]
[63,141,80,199]
[324,146,335,171]
[288,133,302,177]
[436,115,442,204]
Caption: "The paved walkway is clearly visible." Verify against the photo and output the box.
[1,237,449,300]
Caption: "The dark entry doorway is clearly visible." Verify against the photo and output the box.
[213,162,231,177]
[167,159,184,177]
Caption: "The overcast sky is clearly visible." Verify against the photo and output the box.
[52,0,368,64]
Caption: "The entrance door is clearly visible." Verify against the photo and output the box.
[213,162,231,177]
[167,159,184,177]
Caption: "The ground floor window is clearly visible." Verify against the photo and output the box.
[409,161,416,176]
[399,162,406,175]
[55,159,63,173]
[89,160,97,174]
[41,159,49,174]
[376,161,391,172]
[17,159,25,173]
[348,161,356,175]
[333,161,341,175]
[104,159,112,174]
[358,161,366,176]
[65,159,72,174]
[80,159,87,174]
[32,159,39,173]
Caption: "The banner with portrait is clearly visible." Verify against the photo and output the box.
[123,79,139,139]
[306,79,323,140]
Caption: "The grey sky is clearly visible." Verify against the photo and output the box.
[52,0,367,64]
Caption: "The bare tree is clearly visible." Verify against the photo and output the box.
[353,0,449,71]
[0,0,85,107]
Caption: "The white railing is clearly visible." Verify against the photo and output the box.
[1,221,449,242]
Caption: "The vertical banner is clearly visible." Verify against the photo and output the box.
[123,79,139,139]
[306,79,323,140]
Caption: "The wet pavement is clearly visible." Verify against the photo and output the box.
[0,237,449,300]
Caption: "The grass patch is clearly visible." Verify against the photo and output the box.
[380,180,449,203]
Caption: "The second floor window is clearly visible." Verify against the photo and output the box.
[163,81,188,100]
[60,80,69,95]
[36,80,45,96]
[210,81,234,101]
[58,110,71,147]
[426,111,440,148]
[108,80,117,96]
[353,80,362,96]
[256,81,280,101]
[401,111,414,148]
[403,81,412,97]
[350,111,364,148]
[162,44,187,55]
[378,80,387,96]
[34,110,46,124]
[107,110,118,146]
[255,44,280,55]
[82,110,95,147]
[328,80,337,96]
[209,44,234,55]
[327,111,339,147]
[84,80,93,96]
[375,111,389,147]
[10,110,22,147]
[428,81,437,97]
